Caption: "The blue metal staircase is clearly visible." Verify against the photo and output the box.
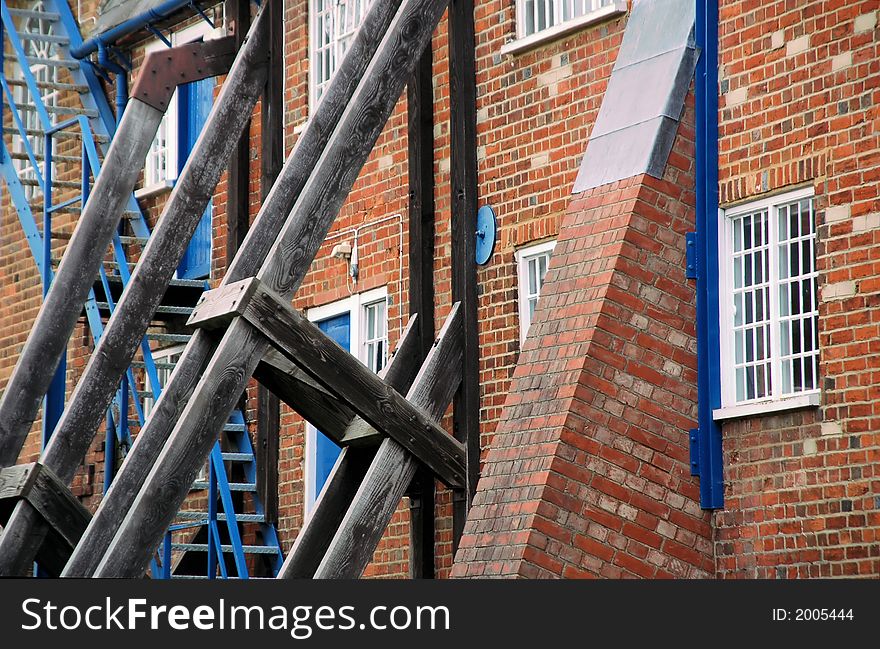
[0,0,282,578]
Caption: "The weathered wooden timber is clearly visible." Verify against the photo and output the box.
[62,0,403,579]
[314,304,463,578]
[0,98,162,468]
[406,42,437,579]
[449,0,480,549]
[0,4,271,576]
[277,316,421,578]
[75,0,445,578]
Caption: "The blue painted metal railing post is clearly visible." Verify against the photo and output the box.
[207,459,218,579]
[41,132,64,448]
[692,0,724,509]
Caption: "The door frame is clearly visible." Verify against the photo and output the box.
[303,286,388,513]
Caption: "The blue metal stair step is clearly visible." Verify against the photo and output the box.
[9,150,81,164]
[170,543,280,555]
[126,418,245,436]
[99,303,194,316]
[5,78,88,93]
[6,8,59,20]
[18,32,69,44]
[191,481,256,492]
[176,511,266,523]
[2,125,109,142]
[145,332,192,343]
[4,53,80,68]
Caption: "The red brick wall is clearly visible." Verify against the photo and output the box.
[452,97,713,578]
[273,1,630,577]
[714,0,880,578]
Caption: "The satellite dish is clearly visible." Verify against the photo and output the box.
[475,205,497,266]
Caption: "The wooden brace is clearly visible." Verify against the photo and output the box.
[187,277,467,488]
[0,463,91,550]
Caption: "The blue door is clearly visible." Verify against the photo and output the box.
[177,75,214,279]
[314,313,349,500]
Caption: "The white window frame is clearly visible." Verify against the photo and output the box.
[309,0,373,111]
[137,21,218,197]
[715,187,820,421]
[515,240,555,345]
[502,0,627,56]
[303,286,388,512]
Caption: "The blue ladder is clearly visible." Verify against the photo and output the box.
[0,0,282,578]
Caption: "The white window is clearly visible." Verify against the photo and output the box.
[716,188,820,419]
[516,240,555,344]
[310,0,373,109]
[304,286,388,511]
[514,0,624,40]
[362,298,387,373]
[138,21,216,196]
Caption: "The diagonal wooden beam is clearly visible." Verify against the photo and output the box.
[255,350,356,441]
[85,0,451,579]
[277,316,422,578]
[0,4,271,577]
[314,304,463,578]
[194,278,466,487]
[60,0,405,578]
[0,97,163,468]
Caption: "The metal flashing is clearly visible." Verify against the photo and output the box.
[573,0,698,193]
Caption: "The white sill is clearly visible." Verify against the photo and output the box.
[500,2,628,57]
[713,392,821,421]
[135,179,175,199]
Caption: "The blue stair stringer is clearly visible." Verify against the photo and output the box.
[0,0,283,578]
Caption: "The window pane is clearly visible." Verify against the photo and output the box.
[776,197,818,395]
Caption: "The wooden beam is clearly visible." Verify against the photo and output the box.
[277,316,422,578]
[0,99,163,469]
[314,304,463,578]
[0,4,271,578]
[407,43,437,579]
[62,0,403,579]
[256,0,285,532]
[0,464,89,552]
[225,0,252,262]
[236,280,466,488]
[84,0,450,579]
[254,354,355,441]
[448,0,480,550]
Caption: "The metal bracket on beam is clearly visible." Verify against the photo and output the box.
[131,35,238,111]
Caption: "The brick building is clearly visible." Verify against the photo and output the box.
[0,0,877,578]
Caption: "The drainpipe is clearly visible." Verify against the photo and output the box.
[693,0,724,509]
[70,0,194,59]
[97,41,129,123]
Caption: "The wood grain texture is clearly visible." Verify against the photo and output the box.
[0,98,162,468]
[277,316,421,578]
[254,358,355,441]
[87,0,451,578]
[243,284,466,487]
[256,0,284,530]
[448,0,481,549]
[314,304,463,578]
[407,45,437,578]
[62,0,403,578]
[0,2,271,578]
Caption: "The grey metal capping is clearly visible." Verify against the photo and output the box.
[573,0,698,193]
